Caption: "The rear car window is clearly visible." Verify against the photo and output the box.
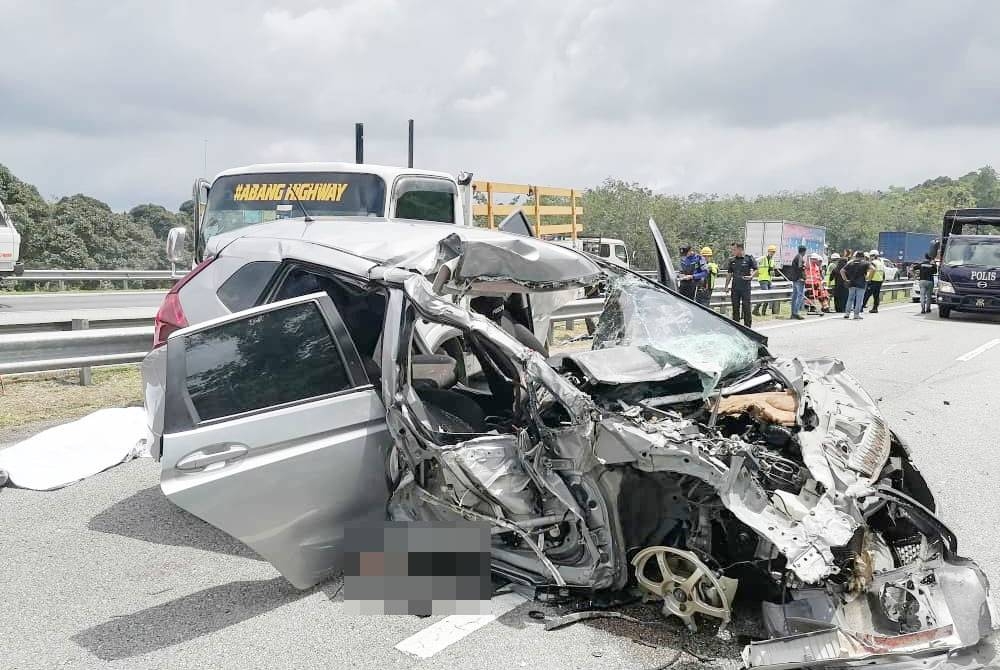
[216,261,280,312]
[183,301,352,421]
[272,267,387,359]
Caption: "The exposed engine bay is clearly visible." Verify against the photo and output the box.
[382,271,997,669]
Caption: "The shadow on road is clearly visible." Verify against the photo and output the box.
[72,577,342,660]
[88,485,262,560]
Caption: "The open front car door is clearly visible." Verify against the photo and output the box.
[159,292,391,588]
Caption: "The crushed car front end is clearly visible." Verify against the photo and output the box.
[378,252,998,669]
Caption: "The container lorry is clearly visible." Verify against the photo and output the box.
[931,208,1000,318]
[744,220,826,270]
[878,231,936,270]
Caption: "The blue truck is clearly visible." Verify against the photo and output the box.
[878,231,937,268]
[932,208,1000,318]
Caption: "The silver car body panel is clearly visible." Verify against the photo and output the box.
[158,293,391,589]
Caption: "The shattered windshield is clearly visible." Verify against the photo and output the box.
[591,273,762,395]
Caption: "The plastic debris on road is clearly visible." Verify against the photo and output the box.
[0,407,152,490]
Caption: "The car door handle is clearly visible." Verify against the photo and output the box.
[176,444,249,471]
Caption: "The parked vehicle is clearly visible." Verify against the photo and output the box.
[932,208,1000,318]
[878,258,900,280]
[143,216,995,668]
[552,236,630,268]
[878,231,936,268]
[911,275,938,303]
[744,220,826,273]
[0,200,24,277]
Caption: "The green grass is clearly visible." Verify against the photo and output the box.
[0,365,143,430]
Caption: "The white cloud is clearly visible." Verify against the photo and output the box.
[1,1,1000,210]
[459,49,495,76]
[453,88,508,113]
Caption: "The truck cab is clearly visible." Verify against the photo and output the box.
[0,200,24,277]
[552,236,630,268]
[180,162,473,264]
[934,208,1000,318]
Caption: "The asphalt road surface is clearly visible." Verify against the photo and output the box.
[0,291,164,327]
[1,302,998,670]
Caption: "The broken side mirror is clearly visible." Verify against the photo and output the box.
[166,226,188,267]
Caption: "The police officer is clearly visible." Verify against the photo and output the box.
[752,244,778,316]
[862,250,886,313]
[725,242,758,327]
[677,244,708,301]
[697,246,718,307]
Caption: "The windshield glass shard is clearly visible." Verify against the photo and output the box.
[592,274,761,395]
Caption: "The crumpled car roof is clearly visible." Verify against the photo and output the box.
[210,218,603,288]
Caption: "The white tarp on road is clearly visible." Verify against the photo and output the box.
[0,408,152,490]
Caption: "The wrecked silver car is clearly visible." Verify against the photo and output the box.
[145,219,998,669]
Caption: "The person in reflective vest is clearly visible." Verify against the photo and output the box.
[862,249,886,313]
[805,253,831,313]
[677,244,708,301]
[752,245,778,316]
[696,246,718,307]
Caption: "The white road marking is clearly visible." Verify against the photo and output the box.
[956,338,1000,362]
[394,592,525,659]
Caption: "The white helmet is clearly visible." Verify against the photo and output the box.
[809,253,823,261]
[870,249,880,257]
[830,252,841,260]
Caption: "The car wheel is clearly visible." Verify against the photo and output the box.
[13,262,24,276]
[938,306,951,319]
[911,297,919,303]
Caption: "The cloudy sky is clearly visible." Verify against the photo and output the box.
[2,0,999,210]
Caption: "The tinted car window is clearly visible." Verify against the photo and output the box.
[273,268,387,359]
[615,245,628,262]
[217,261,280,312]
[184,302,352,422]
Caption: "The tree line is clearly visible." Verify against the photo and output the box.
[3,161,999,271]
[0,163,192,271]
[580,166,1000,269]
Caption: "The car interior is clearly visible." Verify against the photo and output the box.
[269,265,552,439]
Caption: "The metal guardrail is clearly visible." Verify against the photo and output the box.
[0,325,153,376]
[2,280,914,381]
[17,270,183,281]
[3,269,186,291]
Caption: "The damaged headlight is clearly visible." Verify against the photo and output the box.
[847,416,891,479]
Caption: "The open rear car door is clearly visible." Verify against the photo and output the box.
[159,292,391,588]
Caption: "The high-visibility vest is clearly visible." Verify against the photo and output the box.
[706,262,718,289]
[871,259,885,282]
[757,255,774,281]
[825,264,836,288]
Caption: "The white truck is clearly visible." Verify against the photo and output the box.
[0,200,24,276]
[178,162,476,263]
[744,219,826,270]
[552,236,630,268]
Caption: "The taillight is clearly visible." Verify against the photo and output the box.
[153,257,215,348]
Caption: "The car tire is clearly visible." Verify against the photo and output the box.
[911,297,919,303]
[938,306,951,319]
[13,262,24,276]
